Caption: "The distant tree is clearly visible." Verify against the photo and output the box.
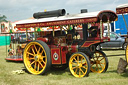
[0,15,8,22]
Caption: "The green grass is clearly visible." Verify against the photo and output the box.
[0,46,128,85]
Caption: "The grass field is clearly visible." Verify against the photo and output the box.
[0,46,128,85]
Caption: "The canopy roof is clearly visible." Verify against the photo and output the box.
[116,3,128,14]
[16,10,117,28]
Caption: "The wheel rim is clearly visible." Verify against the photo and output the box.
[90,51,106,73]
[69,54,88,78]
[24,42,47,74]
[126,44,128,63]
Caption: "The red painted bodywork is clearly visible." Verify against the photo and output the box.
[37,37,48,43]
[51,46,67,64]
[51,48,61,64]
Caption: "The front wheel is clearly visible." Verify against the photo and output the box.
[69,52,90,78]
[90,50,108,73]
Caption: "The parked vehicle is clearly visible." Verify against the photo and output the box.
[97,32,127,50]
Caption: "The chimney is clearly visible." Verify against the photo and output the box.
[81,9,88,13]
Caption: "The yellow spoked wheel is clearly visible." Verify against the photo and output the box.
[90,50,108,73]
[23,40,51,75]
[125,43,128,63]
[69,52,90,78]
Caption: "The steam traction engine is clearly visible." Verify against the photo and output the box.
[16,9,118,77]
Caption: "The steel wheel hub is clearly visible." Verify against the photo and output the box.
[96,60,100,64]
[34,56,38,61]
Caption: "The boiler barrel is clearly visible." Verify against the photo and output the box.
[33,9,66,19]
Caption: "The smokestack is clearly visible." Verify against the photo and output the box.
[81,9,88,41]
[81,9,88,13]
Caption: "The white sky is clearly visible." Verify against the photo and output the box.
[0,0,127,22]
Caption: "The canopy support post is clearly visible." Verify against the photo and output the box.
[26,28,28,41]
[53,26,55,37]
[122,14,128,34]
[100,20,103,39]
[34,27,36,40]
[107,19,110,38]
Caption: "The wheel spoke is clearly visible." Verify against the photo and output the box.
[34,62,37,70]
[73,58,78,63]
[82,61,87,64]
[27,52,34,56]
[82,66,87,70]
[30,61,35,65]
[75,68,78,74]
[79,68,81,77]
[100,63,105,64]
[72,66,77,69]
[72,62,77,65]
[91,63,95,67]
[38,61,44,68]
[37,63,40,71]
[41,56,46,58]
[99,63,103,69]
[40,50,44,55]
[29,58,35,60]
[34,45,38,53]
[77,56,79,62]
[96,64,99,71]
[100,57,104,61]
[94,66,97,70]
[32,48,35,55]
[41,60,46,65]
[80,68,85,75]
[97,56,100,60]
[81,57,83,63]
[37,47,41,54]
[40,56,46,62]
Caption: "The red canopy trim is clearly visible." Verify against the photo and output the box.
[16,17,97,28]
[116,7,128,14]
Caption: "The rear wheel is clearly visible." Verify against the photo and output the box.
[23,40,51,75]
[69,52,90,78]
[90,50,108,73]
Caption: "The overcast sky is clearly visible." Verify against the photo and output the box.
[0,0,127,22]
